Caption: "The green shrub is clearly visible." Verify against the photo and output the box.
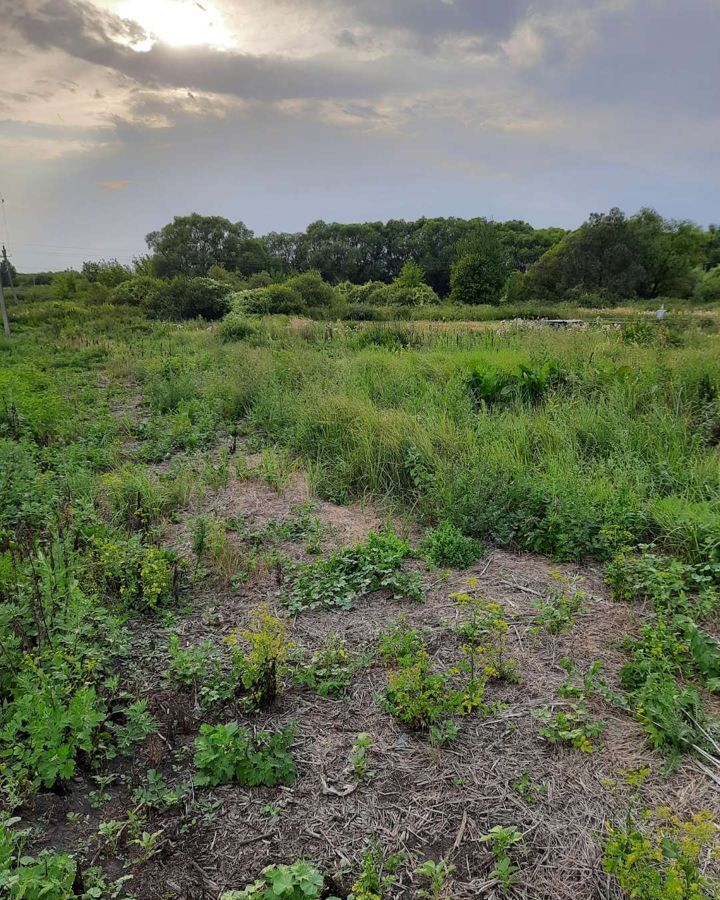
[194,722,296,787]
[221,861,326,900]
[239,284,305,315]
[603,810,720,899]
[286,531,422,613]
[110,275,168,309]
[219,312,260,341]
[149,276,231,320]
[419,522,485,568]
[285,270,337,309]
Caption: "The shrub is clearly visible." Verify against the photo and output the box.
[219,311,260,341]
[603,810,720,899]
[221,861,326,900]
[149,276,231,320]
[286,531,422,613]
[193,722,296,787]
[285,270,336,308]
[110,275,168,309]
[238,284,305,315]
[419,522,485,568]
[693,266,720,304]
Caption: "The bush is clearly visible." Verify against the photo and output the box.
[235,284,305,315]
[193,722,296,787]
[285,270,336,308]
[149,276,231,320]
[694,266,720,304]
[221,861,325,900]
[110,275,168,309]
[419,522,485,568]
[219,311,260,341]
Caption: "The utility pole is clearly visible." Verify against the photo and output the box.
[0,245,13,336]
[0,279,9,337]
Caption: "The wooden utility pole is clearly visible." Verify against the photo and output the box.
[0,244,12,336]
[0,278,9,337]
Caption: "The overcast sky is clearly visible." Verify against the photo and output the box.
[0,0,718,271]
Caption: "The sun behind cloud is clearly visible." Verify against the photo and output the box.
[117,0,235,49]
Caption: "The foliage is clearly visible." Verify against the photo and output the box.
[146,214,258,278]
[534,701,604,753]
[228,607,290,709]
[194,722,296,787]
[286,531,422,613]
[382,650,465,730]
[603,810,720,899]
[294,635,358,697]
[348,733,374,782]
[378,616,424,667]
[220,312,261,342]
[221,861,327,900]
[110,275,168,309]
[419,522,485,568]
[149,276,231,321]
[414,859,455,900]
[479,825,523,893]
[453,590,520,683]
[533,573,586,634]
[237,284,305,315]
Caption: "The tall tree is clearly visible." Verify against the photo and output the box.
[146,214,254,277]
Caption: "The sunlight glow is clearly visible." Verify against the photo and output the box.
[119,0,235,49]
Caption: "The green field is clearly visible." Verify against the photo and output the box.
[2,298,720,898]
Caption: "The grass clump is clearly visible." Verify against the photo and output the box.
[286,530,422,613]
[419,522,485,568]
[194,722,296,787]
[532,572,586,634]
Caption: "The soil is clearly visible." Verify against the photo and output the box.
[25,461,720,900]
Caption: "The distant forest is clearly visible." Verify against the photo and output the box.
[9,208,720,315]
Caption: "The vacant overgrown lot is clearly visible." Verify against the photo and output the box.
[1,301,720,899]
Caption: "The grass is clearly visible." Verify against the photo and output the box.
[1,295,720,898]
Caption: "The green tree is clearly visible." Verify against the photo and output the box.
[146,214,254,277]
[81,258,132,287]
[450,224,508,305]
[0,257,17,288]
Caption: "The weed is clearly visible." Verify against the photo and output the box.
[349,733,374,782]
[294,635,359,697]
[109,699,157,756]
[534,701,604,752]
[378,616,424,667]
[382,651,464,730]
[287,531,422,614]
[479,825,523,893]
[221,861,327,900]
[419,522,485,569]
[453,591,520,683]
[415,858,456,899]
[603,809,720,899]
[194,722,296,787]
[228,607,290,709]
[512,771,547,805]
[532,572,586,634]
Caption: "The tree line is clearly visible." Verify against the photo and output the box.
[35,208,720,317]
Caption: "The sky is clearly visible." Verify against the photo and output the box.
[0,0,718,271]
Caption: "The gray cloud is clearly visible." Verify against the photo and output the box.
[7,0,396,100]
